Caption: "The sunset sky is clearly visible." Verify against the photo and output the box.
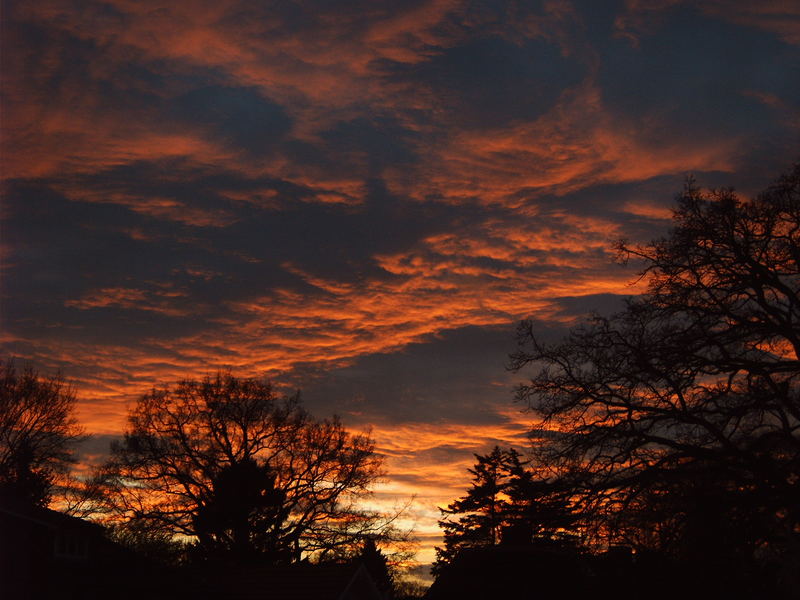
[2,0,799,570]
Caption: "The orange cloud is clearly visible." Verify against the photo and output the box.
[408,82,738,210]
[65,286,189,316]
[4,0,795,572]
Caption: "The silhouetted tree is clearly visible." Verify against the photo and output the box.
[98,372,393,563]
[105,519,189,566]
[360,538,394,599]
[0,360,85,506]
[433,446,576,574]
[393,578,428,600]
[510,165,800,578]
[503,452,578,547]
[433,447,512,572]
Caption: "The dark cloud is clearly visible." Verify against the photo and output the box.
[293,322,567,425]
[379,34,585,129]
[549,293,630,320]
[75,434,121,464]
[170,85,292,154]
[2,0,798,564]
[319,116,421,172]
[598,6,799,143]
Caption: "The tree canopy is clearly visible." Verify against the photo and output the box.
[434,446,515,571]
[433,446,576,574]
[0,360,85,507]
[98,372,393,564]
[510,165,800,572]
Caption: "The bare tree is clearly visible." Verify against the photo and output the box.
[0,360,85,507]
[98,372,397,563]
[510,165,800,568]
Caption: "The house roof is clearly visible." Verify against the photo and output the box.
[0,501,104,534]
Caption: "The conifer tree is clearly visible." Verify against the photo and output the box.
[433,447,512,572]
[360,538,394,599]
[433,446,579,574]
[503,450,577,547]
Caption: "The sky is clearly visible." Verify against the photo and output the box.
[2,0,799,571]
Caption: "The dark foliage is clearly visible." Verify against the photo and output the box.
[427,545,588,600]
[510,164,800,591]
[97,372,395,564]
[433,446,577,575]
[360,538,394,598]
[0,360,85,507]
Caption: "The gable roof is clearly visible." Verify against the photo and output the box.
[0,502,104,535]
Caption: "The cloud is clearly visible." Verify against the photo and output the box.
[616,0,800,46]
[2,0,798,565]
[170,85,292,154]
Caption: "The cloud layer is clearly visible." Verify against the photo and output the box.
[3,0,799,571]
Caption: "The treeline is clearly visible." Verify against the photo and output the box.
[429,164,800,599]
[0,366,419,597]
